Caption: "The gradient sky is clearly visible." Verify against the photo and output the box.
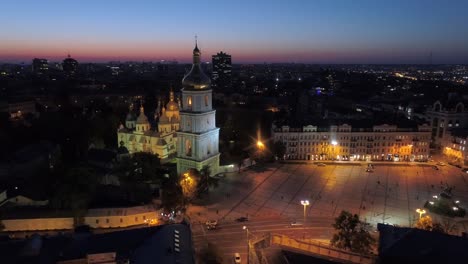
[1,0,468,64]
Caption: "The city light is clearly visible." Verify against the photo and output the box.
[257,140,265,149]
[331,140,337,146]
[301,200,310,224]
[416,208,426,219]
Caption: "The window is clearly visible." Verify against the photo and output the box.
[106,219,109,223]
[205,95,209,107]
[135,217,138,222]
[187,96,192,107]
[96,219,99,224]
[185,139,192,156]
[120,218,123,223]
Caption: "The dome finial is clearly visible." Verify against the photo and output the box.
[195,35,198,49]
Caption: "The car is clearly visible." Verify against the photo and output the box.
[234,253,241,263]
[437,162,446,166]
[462,168,468,173]
[206,224,217,230]
[366,168,373,172]
[205,220,218,226]
[236,217,249,222]
[289,221,303,227]
[316,163,326,166]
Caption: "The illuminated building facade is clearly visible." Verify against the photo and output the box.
[426,100,468,148]
[273,124,431,162]
[441,129,468,166]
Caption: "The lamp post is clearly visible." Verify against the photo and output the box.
[301,200,309,224]
[416,208,426,219]
[331,140,337,160]
[243,226,249,263]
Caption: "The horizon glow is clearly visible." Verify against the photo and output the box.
[1,0,468,64]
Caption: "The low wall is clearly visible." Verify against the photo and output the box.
[2,206,160,232]
[3,218,73,232]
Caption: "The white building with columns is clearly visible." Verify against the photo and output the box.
[176,41,220,175]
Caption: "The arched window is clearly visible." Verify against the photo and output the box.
[205,95,209,107]
[187,96,192,108]
[185,139,192,156]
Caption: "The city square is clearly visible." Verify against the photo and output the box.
[190,162,468,262]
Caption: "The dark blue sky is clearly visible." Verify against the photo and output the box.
[1,0,467,63]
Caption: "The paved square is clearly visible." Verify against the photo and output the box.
[189,163,468,228]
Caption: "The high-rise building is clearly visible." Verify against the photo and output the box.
[177,41,220,175]
[211,51,232,91]
[62,54,78,78]
[32,58,49,75]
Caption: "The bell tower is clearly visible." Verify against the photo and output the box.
[176,39,220,175]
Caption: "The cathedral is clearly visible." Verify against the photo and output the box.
[117,40,220,175]
[117,89,180,161]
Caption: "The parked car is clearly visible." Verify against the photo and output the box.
[462,168,468,173]
[236,217,249,222]
[205,220,218,226]
[434,166,439,170]
[316,163,326,166]
[234,253,241,263]
[205,220,218,230]
[289,221,303,227]
[366,168,373,172]
[437,162,446,166]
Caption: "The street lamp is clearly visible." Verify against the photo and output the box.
[243,226,249,262]
[257,140,265,150]
[331,140,337,160]
[301,200,310,224]
[416,208,426,219]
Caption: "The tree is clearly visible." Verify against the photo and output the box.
[197,242,223,264]
[161,180,184,211]
[50,166,98,226]
[273,141,286,160]
[113,152,161,202]
[415,215,433,231]
[180,170,198,202]
[331,210,375,254]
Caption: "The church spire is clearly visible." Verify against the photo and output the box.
[192,35,200,64]
[169,86,175,102]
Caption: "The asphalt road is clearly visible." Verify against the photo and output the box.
[192,216,338,264]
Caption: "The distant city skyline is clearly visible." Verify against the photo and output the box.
[1,0,468,64]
